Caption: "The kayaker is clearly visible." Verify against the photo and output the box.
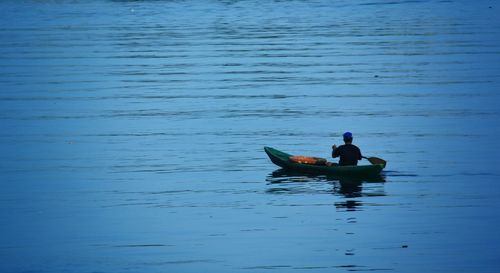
[331,132,362,166]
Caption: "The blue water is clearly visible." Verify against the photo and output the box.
[1,0,500,272]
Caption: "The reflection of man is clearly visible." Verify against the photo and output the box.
[332,132,362,166]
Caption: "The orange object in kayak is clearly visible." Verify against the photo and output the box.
[289,156,327,165]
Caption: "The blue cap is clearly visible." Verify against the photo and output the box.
[343,132,353,140]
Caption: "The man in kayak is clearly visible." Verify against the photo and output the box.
[331,132,362,166]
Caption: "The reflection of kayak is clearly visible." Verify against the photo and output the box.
[264,146,385,176]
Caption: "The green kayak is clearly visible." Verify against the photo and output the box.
[264,146,385,176]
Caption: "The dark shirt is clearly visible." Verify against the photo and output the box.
[332,144,362,166]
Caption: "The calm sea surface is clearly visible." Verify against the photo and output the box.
[1,0,500,272]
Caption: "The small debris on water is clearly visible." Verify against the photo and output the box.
[402,245,408,248]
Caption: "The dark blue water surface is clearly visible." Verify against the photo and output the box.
[1,0,500,272]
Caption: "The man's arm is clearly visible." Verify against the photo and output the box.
[332,145,339,158]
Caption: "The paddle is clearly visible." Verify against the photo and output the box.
[362,156,386,167]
